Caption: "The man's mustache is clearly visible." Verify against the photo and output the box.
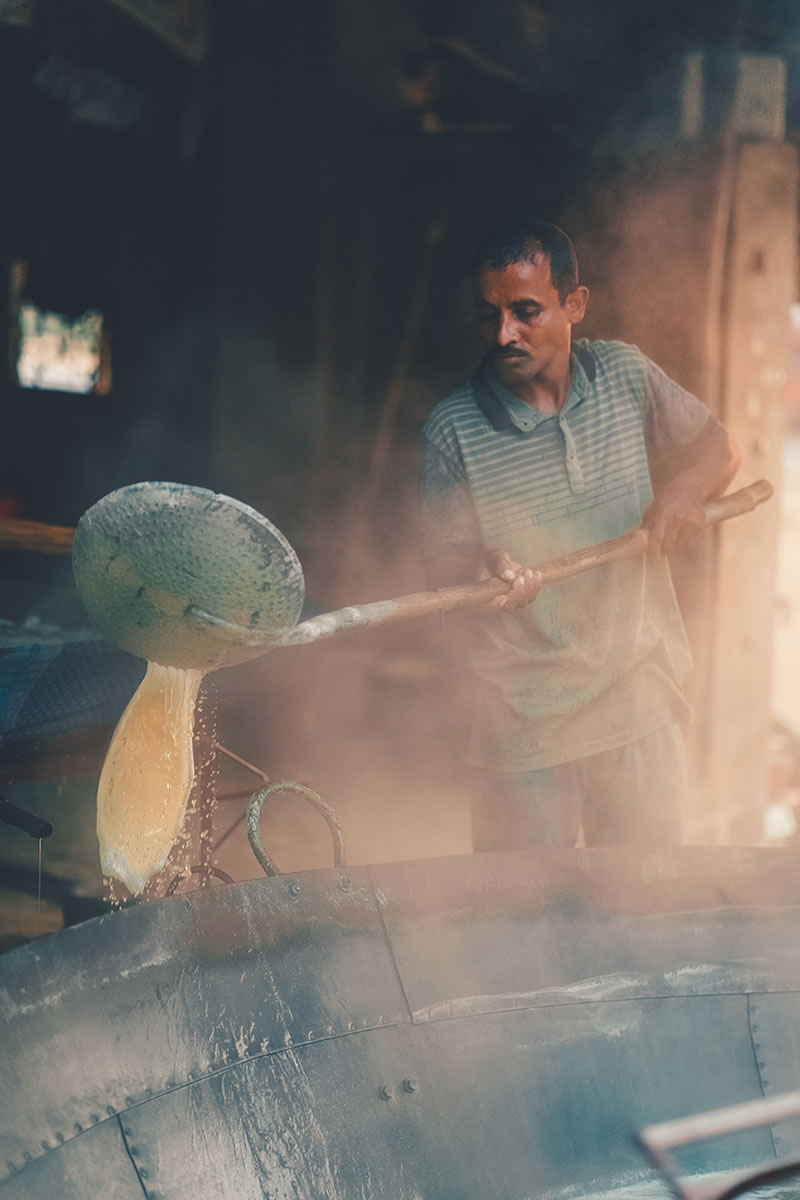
[493,347,530,359]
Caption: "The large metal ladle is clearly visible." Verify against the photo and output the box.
[71,479,774,672]
[71,481,304,671]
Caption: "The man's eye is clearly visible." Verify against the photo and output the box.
[516,308,541,321]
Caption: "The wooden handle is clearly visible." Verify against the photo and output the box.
[703,477,773,523]
[0,518,75,555]
[280,479,774,647]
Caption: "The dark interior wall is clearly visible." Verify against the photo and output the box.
[211,0,334,557]
[0,0,216,531]
[0,0,216,621]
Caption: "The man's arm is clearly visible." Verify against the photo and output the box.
[421,437,541,611]
[641,358,740,557]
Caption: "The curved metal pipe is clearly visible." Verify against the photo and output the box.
[247,782,346,877]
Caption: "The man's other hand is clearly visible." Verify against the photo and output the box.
[642,480,706,557]
[483,549,542,611]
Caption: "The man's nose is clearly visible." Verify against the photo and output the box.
[496,312,518,346]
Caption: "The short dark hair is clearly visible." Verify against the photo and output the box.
[473,220,579,304]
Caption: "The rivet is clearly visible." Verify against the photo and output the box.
[166,1080,176,1089]
[106,1105,116,1116]
[145,1088,152,1098]
[23,1152,32,1162]
[41,1141,49,1151]
[140,1169,149,1180]
[751,1025,759,1033]
[379,1084,394,1101]
[289,882,301,898]
[403,1077,419,1093]
[126,1096,135,1106]
[74,1124,83,1135]
[339,876,352,892]
[90,1114,99,1125]
[130,1146,140,1157]
[56,1133,65,1145]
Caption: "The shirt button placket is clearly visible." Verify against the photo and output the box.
[559,415,585,494]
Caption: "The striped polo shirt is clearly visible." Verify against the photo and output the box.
[422,338,713,771]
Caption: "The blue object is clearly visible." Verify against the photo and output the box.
[0,640,145,744]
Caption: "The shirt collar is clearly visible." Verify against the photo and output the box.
[472,339,596,432]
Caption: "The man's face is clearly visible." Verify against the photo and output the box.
[474,256,586,389]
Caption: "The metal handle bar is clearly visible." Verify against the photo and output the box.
[247,782,347,877]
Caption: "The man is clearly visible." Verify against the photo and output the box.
[422,220,739,850]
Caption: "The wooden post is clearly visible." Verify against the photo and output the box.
[702,143,797,842]
[575,138,797,842]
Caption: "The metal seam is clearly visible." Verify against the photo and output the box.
[366,865,415,1024]
[0,1019,411,1181]
[117,1115,151,1198]
[747,992,779,1160]
[410,985,800,1024]
[6,986,797,1180]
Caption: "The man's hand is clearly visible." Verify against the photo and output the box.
[642,479,707,557]
[483,548,542,611]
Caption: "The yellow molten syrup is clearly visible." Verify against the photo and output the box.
[97,661,204,894]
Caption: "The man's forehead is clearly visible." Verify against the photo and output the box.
[475,255,555,301]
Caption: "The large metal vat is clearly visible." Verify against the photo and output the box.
[3,846,800,1198]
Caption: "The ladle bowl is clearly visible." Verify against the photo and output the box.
[72,482,305,671]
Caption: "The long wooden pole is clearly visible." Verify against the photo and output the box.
[275,479,773,648]
[0,518,75,555]
[3,481,773,656]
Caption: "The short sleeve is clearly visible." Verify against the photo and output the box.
[420,435,482,575]
[642,356,716,466]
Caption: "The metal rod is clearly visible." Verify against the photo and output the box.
[0,795,54,840]
[641,1089,800,1150]
[212,742,270,784]
[36,838,42,937]
[640,1089,800,1200]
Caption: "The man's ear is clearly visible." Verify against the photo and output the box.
[565,285,589,324]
